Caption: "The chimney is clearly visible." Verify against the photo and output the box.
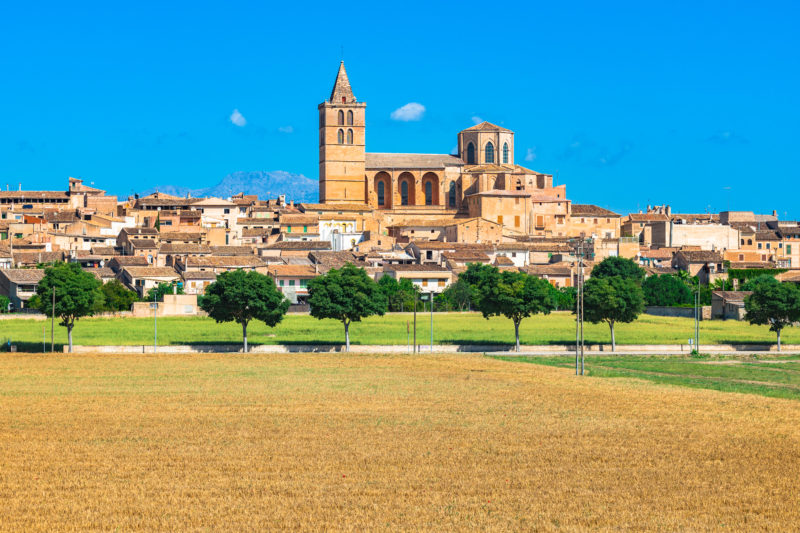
[773,210,778,218]
[665,205,672,216]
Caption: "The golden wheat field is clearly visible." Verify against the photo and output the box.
[1,352,799,531]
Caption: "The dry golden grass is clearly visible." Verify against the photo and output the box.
[1,352,799,531]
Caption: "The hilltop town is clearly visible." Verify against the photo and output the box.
[1,62,797,312]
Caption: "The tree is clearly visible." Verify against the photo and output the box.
[145,281,184,302]
[583,276,645,352]
[591,256,645,283]
[307,264,387,351]
[470,266,557,351]
[459,263,497,309]
[440,279,474,312]
[554,286,576,311]
[35,262,103,352]
[200,270,289,352]
[100,280,139,312]
[0,295,10,313]
[744,277,800,351]
[642,274,692,307]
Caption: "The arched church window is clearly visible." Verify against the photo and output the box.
[337,129,344,144]
[338,110,344,125]
[377,181,385,206]
[425,181,433,205]
[485,142,494,164]
[503,143,509,164]
[347,110,353,125]
[467,143,475,164]
[401,181,409,205]
[448,181,456,208]
[347,129,354,144]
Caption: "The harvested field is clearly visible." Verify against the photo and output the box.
[1,352,799,530]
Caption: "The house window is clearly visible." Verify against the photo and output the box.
[514,215,520,227]
[766,243,771,249]
[287,226,291,233]
[503,142,509,164]
[788,245,793,254]
[467,143,475,164]
[748,239,752,245]
[303,226,307,233]
[279,280,285,286]
[377,181,385,206]
[422,279,428,287]
[498,215,504,225]
[224,208,230,214]
[739,254,744,261]
[289,280,295,286]
[485,142,494,164]
[438,279,445,287]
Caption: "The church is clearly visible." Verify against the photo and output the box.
[318,62,573,238]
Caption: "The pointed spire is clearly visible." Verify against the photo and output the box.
[330,61,355,104]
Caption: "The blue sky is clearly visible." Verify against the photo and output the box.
[1,1,798,216]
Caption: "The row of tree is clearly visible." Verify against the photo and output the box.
[24,257,800,353]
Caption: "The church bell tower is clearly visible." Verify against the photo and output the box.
[318,61,366,204]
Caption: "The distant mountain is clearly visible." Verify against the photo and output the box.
[144,171,319,202]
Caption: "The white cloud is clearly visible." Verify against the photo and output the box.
[471,116,483,125]
[525,147,537,162]
[278,125,294,133]
[229,109,247,127]
[390,102,425,121]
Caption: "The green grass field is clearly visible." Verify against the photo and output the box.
[0,311,795,350]
[496,353,800,400]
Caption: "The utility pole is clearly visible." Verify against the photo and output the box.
[694,289,700,353]
[51,287,55,352]
[153,289,158,353]
[575,238,586,375]
[413,292,417,354]
[430,290,434,353]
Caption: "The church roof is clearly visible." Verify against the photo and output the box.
[330,61,356,103]
[365,153,464,170]
[462,121,512,133]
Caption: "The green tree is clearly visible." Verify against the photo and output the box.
[100,280,139,312]
[583,276,645,352]
[397,278,419,312]
[145,281,184,302]
[642,274,692,306]
[35,262,103,352]
[307,264,387,351]
[591,256,645,283]
[200,270,289,352]
[440,278,474,312]
[744,277,800,351]
[377,275,403,312]
[554,286,576,311]
[471,266,557,351]
[0,294,10,313]
[458,263,497,309]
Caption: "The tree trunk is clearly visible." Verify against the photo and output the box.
[344,320,350,352]
[242,321,248,353]
[777,329,782,352]
[514,320,520,352]
[67,323,73,353]
[609,321,616,352]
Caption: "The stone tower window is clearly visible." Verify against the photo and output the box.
[485,142,495,164]
[448,182,456,208]
[347,129,354,144]
[342,97,346,103]
[337,129,344,144]
[503,142,509,164]
[377,181,385,206]
[467,143,475,164]
[338,110,344,125]
[401,181,409,205]
[425,181,433,206]
[347,110,354,125]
